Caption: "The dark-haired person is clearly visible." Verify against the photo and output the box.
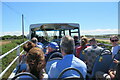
[95,36,120,80]
[83,38,104,73]
[95,50,120,80]
[110,35,120,58]
[48,35,87,79]
[73,35,80,47]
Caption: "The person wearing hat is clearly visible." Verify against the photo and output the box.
[45,42,62,62]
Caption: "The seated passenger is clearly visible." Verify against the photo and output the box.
[114,58,120,80]
[52,36,58,42]
[110,35,120,58]
[31,37,43,49]
[27,47,46,79]
[83,38,104,73]
[95,59,119,80]
[76,37,89,59]
[18,41,36,73]
[48,35,87,79]
[45,42,61,62]
[95,50,120,80]
[41,36,49,45]
[52,36,62,46]
[73,35,80,48]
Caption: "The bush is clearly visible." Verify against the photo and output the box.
[1,39,27,79]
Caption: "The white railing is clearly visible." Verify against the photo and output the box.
[0,40,29,79]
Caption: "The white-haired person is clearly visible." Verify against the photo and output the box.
[48,35,87,79]
[31,37,43,50]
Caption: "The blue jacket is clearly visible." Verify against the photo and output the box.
[48,54,87,79]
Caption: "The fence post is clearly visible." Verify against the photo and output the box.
[16,45,20,65]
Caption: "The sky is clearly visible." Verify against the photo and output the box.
[0,0,119,36]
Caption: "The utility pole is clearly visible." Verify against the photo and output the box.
[22,14,24,42]
[118,2,120,37]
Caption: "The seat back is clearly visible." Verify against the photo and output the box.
[16,63,27,74]
[79,51,85,61]
[46,52,63,73]
[12,72,38,80]
[48,52,63,61]
[57,67,84,80]
[100,49,112,55]
[91,54,113,77]
[46,58,62,74]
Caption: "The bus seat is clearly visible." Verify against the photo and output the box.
[47,52,63,62]
[12,72,38,80]
[79,51,85,61]
[16,63,27,74]
[57,67,84,80]
[46,58,62,74]
[87,54,113,78]
[46,52,63,74]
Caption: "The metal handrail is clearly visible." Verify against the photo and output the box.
[0,40,29,60]
[0,50,24,78]
[0,40,29,79]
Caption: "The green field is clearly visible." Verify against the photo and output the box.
[0,39,26,79]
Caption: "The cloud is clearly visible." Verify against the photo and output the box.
[81,29,118,35]
[0,29,119,37]
[0,31,29,37]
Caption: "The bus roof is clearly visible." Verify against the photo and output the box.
[30,23,80,31]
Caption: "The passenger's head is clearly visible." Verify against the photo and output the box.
[73,35,78,41]
[23,41,36,53]
[38,36,42,42]
[110,35,119,46]
[89,38,97,45]
[31,37,38,44]
[53,36,57,39]
[47,42,59,52]
[81,37,88,46]
[80,35,84,39]
[60,35,75,55]
[27,47,45,79]
[59,36,62,38]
